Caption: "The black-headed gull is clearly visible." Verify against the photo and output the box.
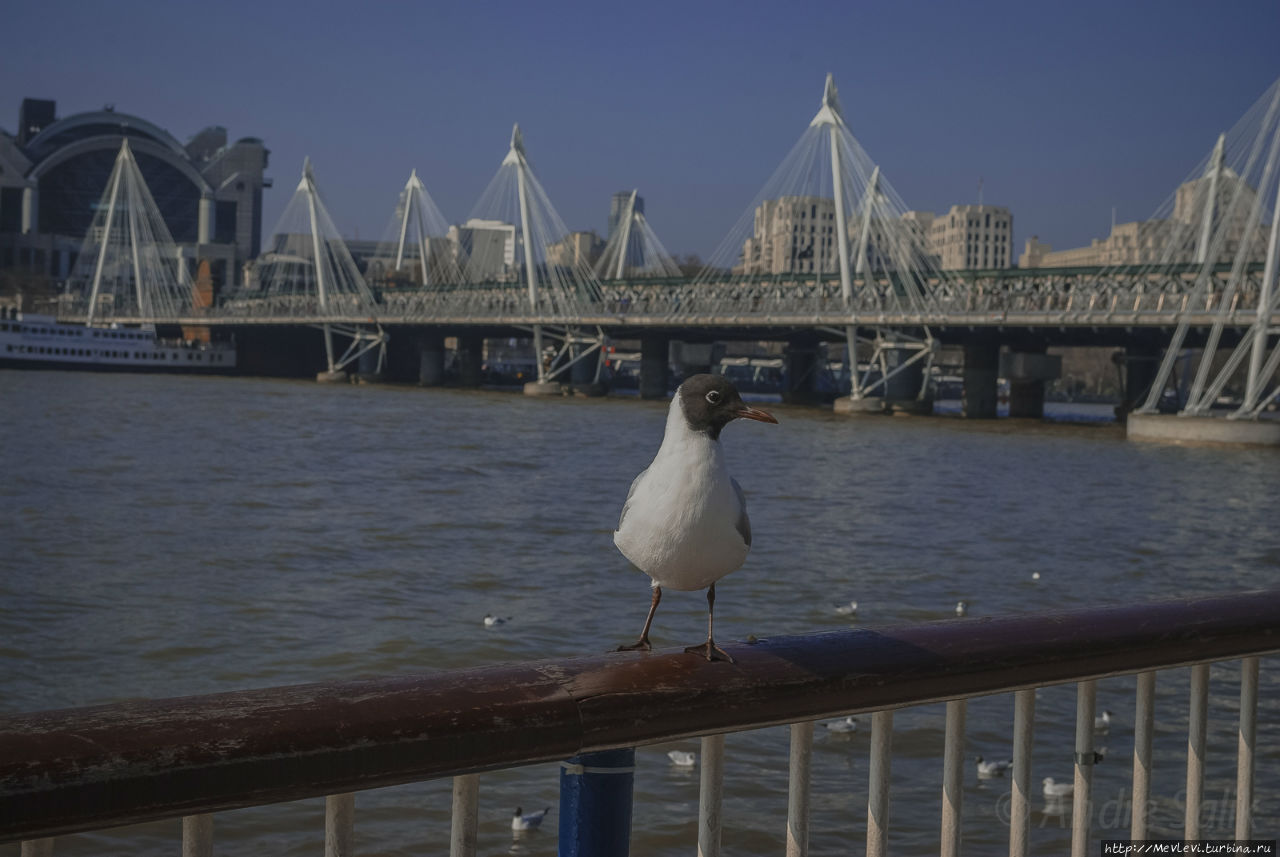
[824,716,859,733]
[955,601,968,617]
[667,750,697,767]
[511,806,550,832]
[976,756,1011,777]
[835,600,858,616]
[1094,709,1114,731]
[484,614,510,628]
[1042,777,1073,798]
[613,375,777,662]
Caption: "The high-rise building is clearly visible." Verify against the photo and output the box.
[928,205,1014,270]
[449,218,516,282]
[740,195,839,275]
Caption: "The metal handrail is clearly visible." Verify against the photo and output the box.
[2,590,1278,843]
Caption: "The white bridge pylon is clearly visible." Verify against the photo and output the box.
[595,190,682,279]
[366,169,462,290]
[691,74,947,401]
[1137,75,1280,419]
[68,139,196,325]
[252,158,386,377]
[467,124,607,385]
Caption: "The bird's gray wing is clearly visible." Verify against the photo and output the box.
[616,468,647,532]
[731,477,751,547]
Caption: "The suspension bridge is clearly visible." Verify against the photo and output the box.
[47,74,1280,440]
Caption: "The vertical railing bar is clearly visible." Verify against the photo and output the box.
[181,814,212,857]
[1131,671,1156,838]
[786,721,814,857]
[698,733,726,857]
[20,840,53,857]
[1070,680,1096,857]
[866,710,894,857]
[940,699,966,857]
[1009,689,1035,857]
[450,774,479,857]
[1235,657,1258,839]
[325,793,355,857]
[1185,663,1209,838]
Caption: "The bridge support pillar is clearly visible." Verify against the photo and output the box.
[962,341,1000,419]
[1002,344,1060,419]
[456,333,484,387]
[783,335,821,405]
[558,748,635,857]
[417,331,445,387]
[565,338,605,397]
[1117,345,1160,419]
[639,335,669,400]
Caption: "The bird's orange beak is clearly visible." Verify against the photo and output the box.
[735,404,778,424]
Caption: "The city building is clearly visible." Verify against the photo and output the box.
[0,98,270,292]
[449,218,516,282]
[547,230,604,269]
[1019,169,1266,268]
[927,204,1014,270]
[739,195,840,275]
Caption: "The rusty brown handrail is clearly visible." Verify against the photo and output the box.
[2,590,1278,842]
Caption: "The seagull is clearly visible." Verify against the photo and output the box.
[511,806,550,832]
[824,716,859,733]
[1042,777,1073,798]
[667,750,697,767]
[484,614,510,627]
[955,601,968,617]
[1031,571,1041,580]
[613,375,777,662]
[835,600,858,616]
[976,756,1012,777]
[1094,710,1114,732]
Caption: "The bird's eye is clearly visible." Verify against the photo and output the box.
[705,390,722,404]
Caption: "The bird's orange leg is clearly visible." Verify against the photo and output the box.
[616,585,662,652]
[685,583,734,663]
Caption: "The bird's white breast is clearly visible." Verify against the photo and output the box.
[613,400,750,591]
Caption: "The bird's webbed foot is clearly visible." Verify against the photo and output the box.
[615,637,652,653]
[684,639,734,663]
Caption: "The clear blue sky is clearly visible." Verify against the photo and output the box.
[2,0,1276,259]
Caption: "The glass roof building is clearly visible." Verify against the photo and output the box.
[0,98,270,289]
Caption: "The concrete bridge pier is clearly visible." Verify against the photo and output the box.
[417,330,445,387]
[962,340,1000,419]
[456,333,485,388]
[882,345,930,414]
[565,340,606,397]
[1116,345,1160,418]
[639,335,670,400]
[1001,343,1061,419]
[783,336,821,405]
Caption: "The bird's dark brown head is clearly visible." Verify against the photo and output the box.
[677,373,778,439]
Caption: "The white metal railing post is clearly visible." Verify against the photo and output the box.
[1131,671,1156,838]
[940,699,966,857]
[786,721,814,857]
[1009,689,1035,857]
[181,814,212,857]
[1235,657,1258,839]
[325,793,355,857]
[698,733,726,857]
[1071,680,1096,857]
[866,710,893,857]
[1185,664,1209,837]
[450,774,479,857]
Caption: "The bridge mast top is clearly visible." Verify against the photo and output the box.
[809,72,845,130]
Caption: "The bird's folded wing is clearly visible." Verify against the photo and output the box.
[731,477,751,547]
[616,468,648,532]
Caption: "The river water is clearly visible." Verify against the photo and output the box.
[1,370,1277,854]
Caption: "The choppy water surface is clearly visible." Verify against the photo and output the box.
[1,370,1277,854]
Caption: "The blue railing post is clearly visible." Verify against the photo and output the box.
[558,748,635,857]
